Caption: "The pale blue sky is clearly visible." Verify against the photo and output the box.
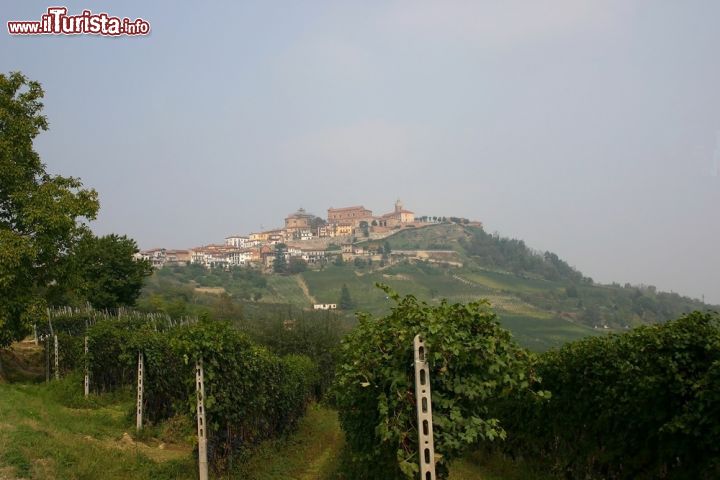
[3,1,719,302]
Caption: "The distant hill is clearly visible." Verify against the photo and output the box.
[382,223,712,325]
[141,223,715,351]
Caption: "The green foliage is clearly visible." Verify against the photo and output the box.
[339,284,354,310]
[0,71,99,347]
[288,257,308,274]
[460,228,587,284]
[353,257,367,268]
[497,310,720,479]
[333,285,539,479]
[359,221,369,237]
[273,244,288,274]
[40,307,318,471]
[240,309,346,395]
[70,234,152,309]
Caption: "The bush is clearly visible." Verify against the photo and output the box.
[498,311,720,479]
[333,285,539,479]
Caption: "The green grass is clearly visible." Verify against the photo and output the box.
[459,269,563,294]
[231,402,551,480]
[300,264,596,351]
[235,403,343,480]
[263,276,312,305]
[0,378,194,480]
[450,450,555,480]
[1,370,551,479]
[302,266,391,314]
[381,223,473,251]
[499,314,602,351]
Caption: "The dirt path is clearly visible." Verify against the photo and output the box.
[452,274,476,286]
[0,339,45,383]
[296,276,318,304]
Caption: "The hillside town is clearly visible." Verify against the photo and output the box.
[137,200,479,270]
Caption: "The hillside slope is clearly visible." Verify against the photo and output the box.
[140,224,714,351]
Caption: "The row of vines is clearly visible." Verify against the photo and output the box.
[38,307,319,470]
[332,286,719,480]
[495,310,720,479]
[38,301,720,479]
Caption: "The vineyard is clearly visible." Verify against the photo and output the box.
[331,290,720,480]
[12,301,720,480]
[495,310,720,479]
[34,307,318,475]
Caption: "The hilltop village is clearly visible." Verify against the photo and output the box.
[138,200,479,270]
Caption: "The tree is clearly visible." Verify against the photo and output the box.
[339,284,354,310]
[273,243,288,273]
[384,241,392,255]
[288,257,307,274]
[70,234,152,309]
[359,220,369,237]
[214,292,243,322]
[0,72,99,347]
[309,216,326,230]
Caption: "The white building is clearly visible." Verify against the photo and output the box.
[313,303,337,310]
[190,245,254,268]
[225,235,250,248]
[301,248,327,264]
[140,248,167,268]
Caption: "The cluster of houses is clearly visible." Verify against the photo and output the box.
[138,200,429,270]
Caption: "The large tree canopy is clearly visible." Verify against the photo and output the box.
[0,72,99,346]
[71,234,152,310]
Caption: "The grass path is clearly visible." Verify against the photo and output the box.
[236,403,343,480]
[235,403,549,480]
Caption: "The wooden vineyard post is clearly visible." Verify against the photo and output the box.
[414,335,436,480]
[84,336,89,397]
[53,334,59,380]
[196,358,209,480]
[136,352,144,431]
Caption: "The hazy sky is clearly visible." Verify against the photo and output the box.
[3,1,719,303]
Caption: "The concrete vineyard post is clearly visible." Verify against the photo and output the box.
[84,336,89,397]
[45,336,50,383]
[33,324,38,345]
[53,334,59,380]
[414,335,436,480]
[196,358,209,480]
[136,351,144,431]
